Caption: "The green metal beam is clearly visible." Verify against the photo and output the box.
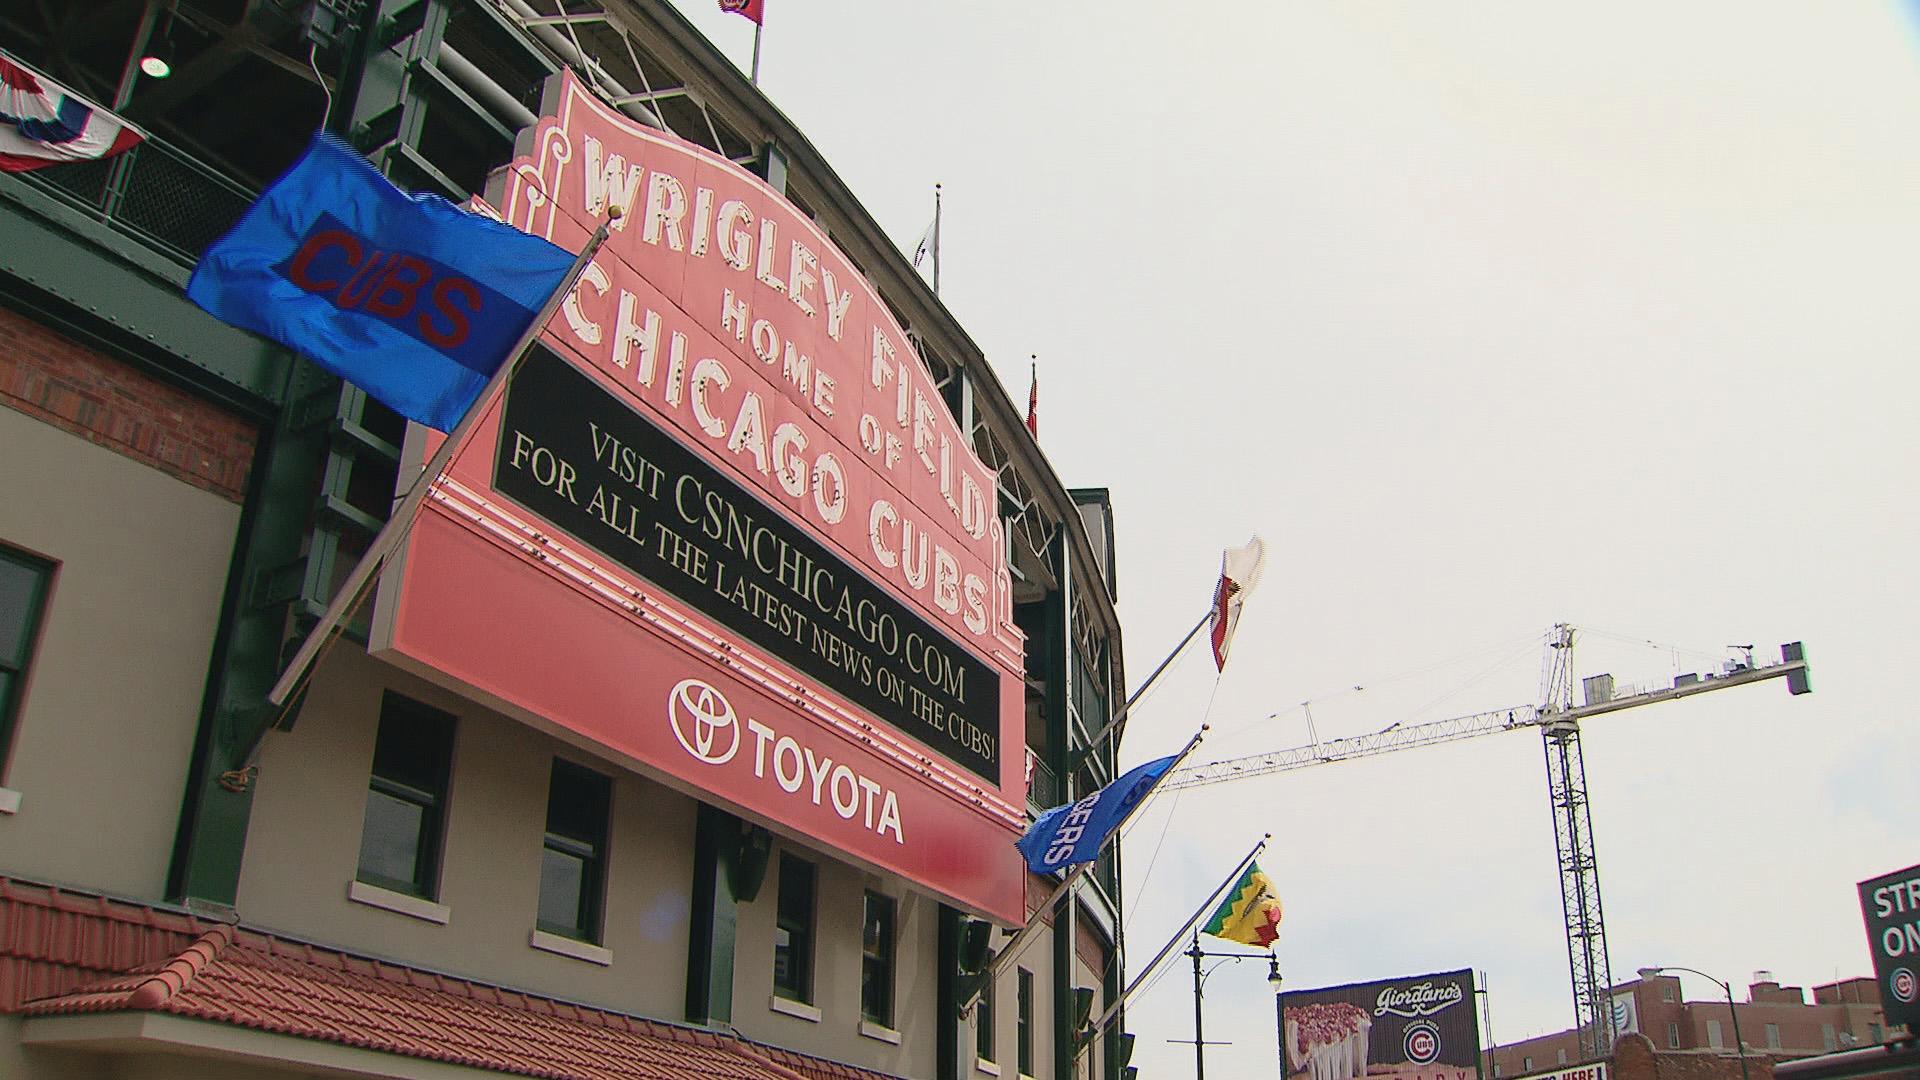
[166,362,338,909]
[0,178,287,411]
[686,804,770,1025]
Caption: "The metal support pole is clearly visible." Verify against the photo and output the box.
[1068,607,1212,774]
[263,220,615,715]
[1726,983,1752,1080]
[1277,971,1288,1079]
[1081,835,1268,1041]
[1191,932,1206,1080]
[959,726,1211,1018]
[1650,966,1749,1080]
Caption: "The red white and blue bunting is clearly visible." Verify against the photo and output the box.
[0,56,143,173]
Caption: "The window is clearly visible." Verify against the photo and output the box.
[1557,1049,1567,1064]
[860,890,896,1025]
[1493,1066,1502,1078]
[1017,968,1035,1077]
[356,693,456,897]
[773,853,815,1002]
[1668,1021,1681,1048]
[1765,1023,1781,1050]
[537,759,611,942]
[1662,984,1676,1002]
[976,978,997,1064]
[1823,1023,1837,1051]
[1870,1022,1884,1043]
[1706,1019,1723,1048]
[1522,1057,1533,1072]
[0,546,53,771]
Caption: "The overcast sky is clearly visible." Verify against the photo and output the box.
[667,3,1920,1075]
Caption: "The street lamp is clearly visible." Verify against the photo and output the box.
[1184,932,1278,1080]
[1642,966,1749,1080]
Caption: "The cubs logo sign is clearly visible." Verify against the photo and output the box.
[1403,1021,1442,1066]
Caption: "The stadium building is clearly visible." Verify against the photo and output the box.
[0,2,1133,1078]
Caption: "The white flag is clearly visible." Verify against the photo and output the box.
[1210,535,1266,670]
[911,216,937,270]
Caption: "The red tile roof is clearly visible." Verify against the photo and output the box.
[1,878,901,1080]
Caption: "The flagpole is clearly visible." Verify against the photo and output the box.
[931,182,941,294]
[1080,833,1270,1046]
[958,724,1211,1017]
[1066,607,1213,774]
[750,20,763,84]
[263,217,617,713]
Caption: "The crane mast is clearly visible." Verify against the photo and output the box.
[1162,626,1811,1059]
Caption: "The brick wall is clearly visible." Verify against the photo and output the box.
[1612,1033,1783,1080]
[0,305,256,501]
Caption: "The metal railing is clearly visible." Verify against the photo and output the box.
[17,136,257,266]
[1026,752,1059,812]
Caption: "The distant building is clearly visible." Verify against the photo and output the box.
[1491,970,1895,1078]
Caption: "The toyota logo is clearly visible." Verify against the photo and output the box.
[669,679,740,765]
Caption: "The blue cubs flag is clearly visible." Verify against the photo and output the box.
[187,132,575,431]
[1015,753,1178,874]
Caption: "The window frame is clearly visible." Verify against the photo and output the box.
[1668,1021,1681,1048]
[773,852,817,1003]
[1765,1022,1781,1050]
[976,977,996,1064]
[1017,967,1034,1077]
[860,889,896,1025]
[1706,1018,1723,1048]
[355,692,458,899]
[0,545,54,775]
[536,758,613,943]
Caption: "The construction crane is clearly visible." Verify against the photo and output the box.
[1162,624,1812,1059]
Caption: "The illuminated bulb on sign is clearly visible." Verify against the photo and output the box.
[139,55,170,78]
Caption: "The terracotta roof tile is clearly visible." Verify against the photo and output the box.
[2,878,901,1080]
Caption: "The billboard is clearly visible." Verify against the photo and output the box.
[1609,990,1638,1036]
[371,70,1028,922]
[1279,969,1480,1080]
[1858,861,1920,1031]
[1518,1067,1606,1080]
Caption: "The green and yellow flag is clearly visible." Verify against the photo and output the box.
[1202,861,1283,947]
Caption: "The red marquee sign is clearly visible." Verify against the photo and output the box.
[372,71,1027,923]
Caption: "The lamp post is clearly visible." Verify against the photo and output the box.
[1644,966,1749,1080]
[1183,932,1280,1080]
[1271,955,1287,1079]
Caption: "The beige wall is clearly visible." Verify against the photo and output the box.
[731,833,939,1077]
[0,409,239,900]
[237,647,698,1021]
[237,645,974,1080]
[964,921,1056,1080]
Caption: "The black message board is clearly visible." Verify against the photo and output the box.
[1858,861,1920,1031]
[493,347,1000,781]
[1279,969,1480,1080]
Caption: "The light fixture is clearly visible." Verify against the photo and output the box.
[1267,952,1283,989]
[139,9,175,79]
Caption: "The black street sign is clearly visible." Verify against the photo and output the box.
[1858,861,1920,1031]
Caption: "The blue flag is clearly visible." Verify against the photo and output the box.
[1015,753,1178,874]
[187,132,575,431]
